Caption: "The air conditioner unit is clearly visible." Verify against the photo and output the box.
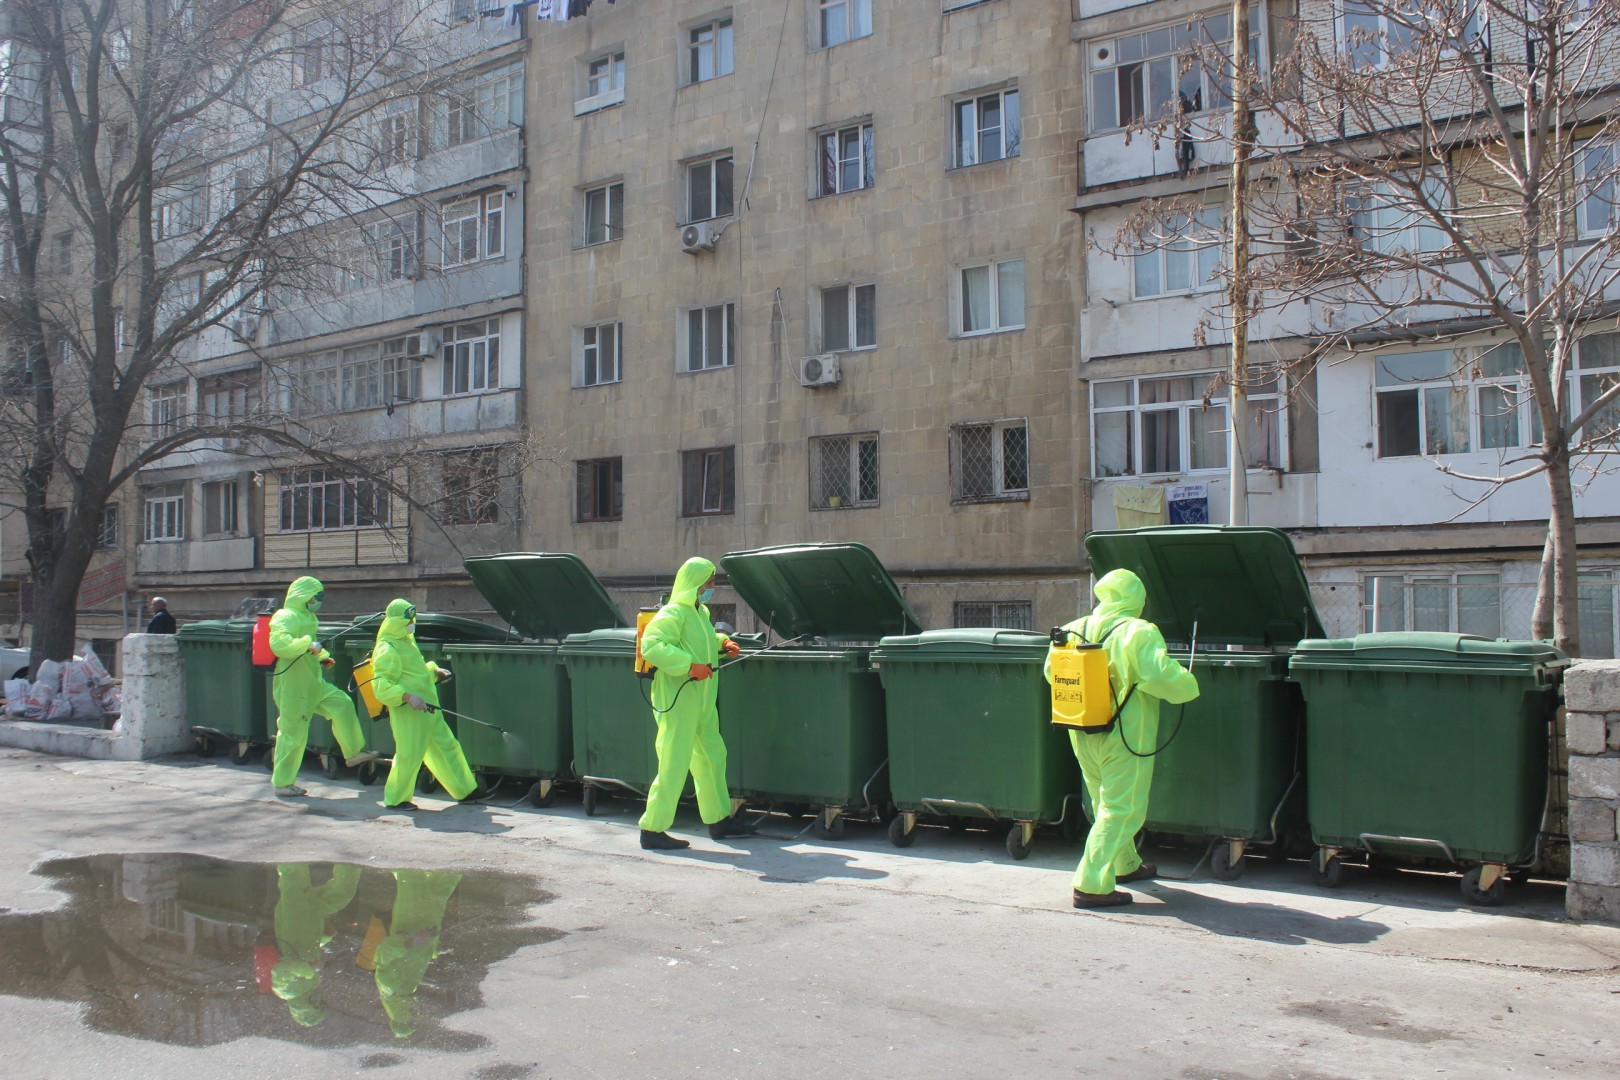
[797,353,841,388]
[415,330,442,356]
[679,221,718,255]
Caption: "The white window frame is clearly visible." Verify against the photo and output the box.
[684,303,736,372]
[375,111,419,167]
[1362,570,1503,636]
[142,483,186,543]
[1087,8,1262,133]
[686,16,734,85]
[950,419,1030,502]
[952,87,1019,168]
[201,478,240,537]
[149,381,185,436]
[956,257,1024,336]
[1573,332,1620,446]
[1346,172,1451,256]
[577,321,623,387]
[820,282,876,352]
[437,62,523,150]
[441,192,504,268]
[287,352,339,417]
[441,318,501,396]
[278,468,390,532]
[1131,206,1225,299]
[686,154,735,223]
[810,432,880,510]
[1091,369,1286,477]
[582,181,624,246]
[818,0,872,50]
[816,122,874,197]
[1372,347,1543,459]
[1338,1,1484,71]
[681,446,736,516]
[577,50,626,115]
[1577,139,1616,240]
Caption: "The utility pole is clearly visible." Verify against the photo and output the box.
[1228,0,1252,526]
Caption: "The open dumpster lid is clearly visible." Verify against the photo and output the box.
[719,542,921,642]
[1084,525,1324,647]
[462,552,627,641]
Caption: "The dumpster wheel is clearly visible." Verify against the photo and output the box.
[527,779,555,809]
[582,785,599,816]
[195,734,218,758]
[812,809,846,841]
[1005,822,1035,861]
[356,761,384,786]
[229,741,256,766]
[1461,865,1506,907]
[320,754,345,781]
[888,813,918,848]
[1311,849,1344,889]
[1211,841,1246,881]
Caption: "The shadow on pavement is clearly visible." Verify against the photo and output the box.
[1120,882,1392,946]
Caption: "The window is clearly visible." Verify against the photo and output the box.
[442,318,501,395]
[287,352,339,416]
[149,382,185,437]
[1362,571,1501,636]
[292,32,322,86]
[951,420,1029,501]
[1088,9,1261,131]
[202,479,239,536]
[442,193,503,267]
[686,155,734,222]
[436,62,523,149]
[576,457,624,522]
[1346,174,1450,255]
[958,258,1024,335]
[1091,370,1284,477]
[155,181,207,240]
[1579,570,1619,660]
[578,50,625,114]
[582,181,624,246]
[199,372,257,424]
[96,504,120,550]
[953,88,1019,167]
[685,303,736,372]
[341,215,420,291]
[1575,332,1620,446]
[810,433,879,509]
[278,469,389,531]
[450,0,505,21]
[375,112,418,167]
[817,123,874,196]
[143,483,186,542]
[954,600,1034,630]
[1373,348,1542,458]
[1577,140,1615,239]
[821,283,875,352]
[1132,206,1223,298]
[819,0,871,49]
[578,322,622,386]
[1339,1,1482,70]
[339,338,426,412]
[441,449,500,525]
[53,232,72,275]
[681,447,735,516]
[686,17,733,84]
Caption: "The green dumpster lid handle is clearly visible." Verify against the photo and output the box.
[719,542,921,641]
[462,552,627,640]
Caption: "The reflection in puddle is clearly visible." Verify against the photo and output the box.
[0,853,560,1050]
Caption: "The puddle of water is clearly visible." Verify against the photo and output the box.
[0,853,561,1050]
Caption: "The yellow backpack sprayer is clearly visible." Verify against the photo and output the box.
[1049,622,1133,734]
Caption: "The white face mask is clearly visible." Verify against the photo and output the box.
[307,598,323,613]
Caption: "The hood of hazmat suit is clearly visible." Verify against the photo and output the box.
[370,598,438,710]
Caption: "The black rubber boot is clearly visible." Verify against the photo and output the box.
[640,830,690,850]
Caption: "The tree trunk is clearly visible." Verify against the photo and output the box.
[1543,447,1580,656]
[1531,530,1554,642]
[29,536,95,668]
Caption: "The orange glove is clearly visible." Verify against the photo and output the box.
[688,663,714,681]
[320,656,335,669]
[721,640,741,659]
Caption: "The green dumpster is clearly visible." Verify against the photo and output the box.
[1081,525,1322,879]
[559,627,663,816]
[715,542,921,840]
[872,629,1081,860]
[1289,632,1567,905]
[339,612,515,788]
[445,553,629,808]
[177,619,267,765]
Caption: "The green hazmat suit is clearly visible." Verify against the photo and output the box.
[270,862,361,1027]
[1044,568,1200,896]
[270,576,367,788]
[372,598,477,806]
[374,868,462,1038]
[637,557,735,834]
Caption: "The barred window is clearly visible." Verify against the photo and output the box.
[810,433,878,510]
[951,419,1028,501]
[441,449,500,525]
[954,601,1034,630]
[278,469,389,531]
[575,457,623,522]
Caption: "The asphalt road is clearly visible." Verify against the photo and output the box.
[1,746,1617,1080]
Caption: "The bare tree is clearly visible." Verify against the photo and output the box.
[1109,0,1620,653]
[0,0,537,666]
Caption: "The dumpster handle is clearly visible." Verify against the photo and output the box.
[1358,833,1457,864]
[860,757,890,817]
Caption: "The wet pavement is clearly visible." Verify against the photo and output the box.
[2,747,1619,1079]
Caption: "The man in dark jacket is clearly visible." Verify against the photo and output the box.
[145,597,177,634]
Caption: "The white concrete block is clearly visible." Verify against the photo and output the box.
[1561,660,1620,713]
[1567,711,1610,756]
[1570,842,1620,886]
[1571,757,1620,800]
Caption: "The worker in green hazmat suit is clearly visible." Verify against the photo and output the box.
[270,862,361,1027]
[269,576,376,796]
[1045,568,1199,909]
[636,556,751,850]
[373,868,462,1039]
[371,598,478,811]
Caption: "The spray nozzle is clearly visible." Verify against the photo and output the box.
[1050,627,1071,647]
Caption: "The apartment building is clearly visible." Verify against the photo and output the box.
[129,3,531,621]
[519,0,1089,631]
[1071,0,1620,651]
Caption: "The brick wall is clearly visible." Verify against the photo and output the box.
[1563,661,1620,923]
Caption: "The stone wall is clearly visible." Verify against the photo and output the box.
[1564,660,1620,923]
